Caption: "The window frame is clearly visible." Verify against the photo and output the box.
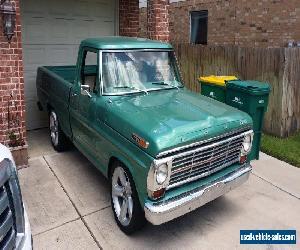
[189,10,208,45]
[99,49,184,96]
[79,47,100,95]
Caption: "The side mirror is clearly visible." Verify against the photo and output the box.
[81,85,92,98]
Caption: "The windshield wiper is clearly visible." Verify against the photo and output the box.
[114,86,148,95]
[152,81,179,89]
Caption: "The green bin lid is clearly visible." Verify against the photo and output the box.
[227,80,270,95]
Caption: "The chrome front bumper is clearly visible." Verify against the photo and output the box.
[16,206,32,250]
[144,163,252,225]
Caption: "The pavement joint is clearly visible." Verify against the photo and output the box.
[43,155,103,250]
[252,173,300,200]
[32,217,80,237]
[29,152,59,160]
[82,205,111,218]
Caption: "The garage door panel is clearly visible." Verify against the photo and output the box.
[23,73,36,97]
[49,19,72,44]
[92,2,115,18]
[22,17,48,44]
[71,21,93,42]
[23,45,77,70]
[25,100,48,130]
[90,20,115,36]
[21,0,46,15]
[46,46,77,65]
[73,0,90,18]
[23,46,47,71]
[48,0,73,18]
[21,0,116,129]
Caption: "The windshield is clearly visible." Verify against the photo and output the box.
[102,51,182,95]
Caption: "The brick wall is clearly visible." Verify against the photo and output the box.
[119,0,140,37]
[0,0,26,147]
[139,6,148,38]
[235,0,300,47]
[147,0,170,42]
[168,0,235,45]
[125,0,170,41]
[139,0,300,47]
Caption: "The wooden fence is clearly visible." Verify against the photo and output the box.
[173,44,300,137]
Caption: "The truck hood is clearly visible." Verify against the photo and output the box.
[105,89,252,157]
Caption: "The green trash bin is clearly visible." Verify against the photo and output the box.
[226,80,271,160]
[199,76,238,102]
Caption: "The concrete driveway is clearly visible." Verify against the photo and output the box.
[19,129,300,249]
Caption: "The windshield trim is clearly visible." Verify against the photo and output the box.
[103,86,183,96]
[99,49,182,96]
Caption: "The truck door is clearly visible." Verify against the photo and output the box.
[69,48,100,156]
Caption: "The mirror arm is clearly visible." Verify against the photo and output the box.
[81,85,92,98]
[84,90,92,98]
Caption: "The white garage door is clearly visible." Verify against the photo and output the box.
[21,0,117,129]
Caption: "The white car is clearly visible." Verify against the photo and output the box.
[0,144,32,249]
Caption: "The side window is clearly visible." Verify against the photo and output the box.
[190,10,208,45]
[81,50,98,94]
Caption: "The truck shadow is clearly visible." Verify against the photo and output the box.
[28,129,243,246]
[66,146,241,239]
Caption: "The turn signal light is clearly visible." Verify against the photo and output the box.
[240,155,247,164]
[152,188,165,199]
[132,133,149,149]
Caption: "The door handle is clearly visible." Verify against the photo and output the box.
[72,93,78,97]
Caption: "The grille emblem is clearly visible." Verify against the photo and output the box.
[189,151,197,176]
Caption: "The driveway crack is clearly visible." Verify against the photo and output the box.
[43,156,103,250]
[252,173,300,200]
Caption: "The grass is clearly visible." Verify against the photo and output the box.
[261,132,300,168]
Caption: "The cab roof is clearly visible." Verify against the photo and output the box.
[80,36,173,50]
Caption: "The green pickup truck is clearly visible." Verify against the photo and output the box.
[36,37,254,234]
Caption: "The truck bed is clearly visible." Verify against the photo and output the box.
[36,65,76,138]
[42,65,77,83]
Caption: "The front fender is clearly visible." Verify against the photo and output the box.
[92,122,154,207]
[108,150,151,207]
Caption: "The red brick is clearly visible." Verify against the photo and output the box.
[119,0,139,37]
[147,0,170,42]
[0,0,26,146]
[140,0,300,47]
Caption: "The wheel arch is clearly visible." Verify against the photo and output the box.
[107,154,146,207]
[107,155,135,180]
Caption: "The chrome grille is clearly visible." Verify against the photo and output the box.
[167,130,250,189]
[0,183,16,250]
[0,159,18,250]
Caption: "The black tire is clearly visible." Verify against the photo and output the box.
[49,110,68,152]
[110,161,146,234]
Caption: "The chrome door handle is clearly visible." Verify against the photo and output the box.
[72,93,78,97]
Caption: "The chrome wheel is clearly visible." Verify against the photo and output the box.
[49,111,58,146]
[112,167,133,226]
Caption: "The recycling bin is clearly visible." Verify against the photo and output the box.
[199,76,238,102]
[225,80,271,160]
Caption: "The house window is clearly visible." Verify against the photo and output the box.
[190,10,208,45]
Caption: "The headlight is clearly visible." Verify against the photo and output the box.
[241,132,253,155]
[147,159,172,200]
[156,164,168,185]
